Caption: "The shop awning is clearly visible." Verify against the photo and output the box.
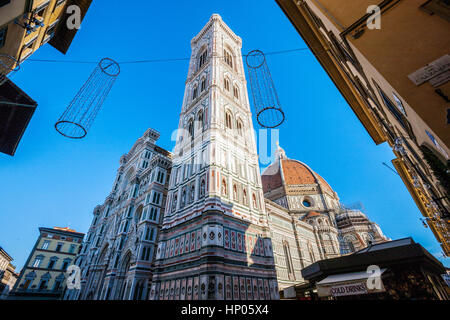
[316,268,387,297]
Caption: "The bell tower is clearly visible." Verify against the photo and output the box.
[150,14,279,300]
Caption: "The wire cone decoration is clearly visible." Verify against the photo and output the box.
[0,54,20,86]
[55,58,120,139]
[246,50,285,128]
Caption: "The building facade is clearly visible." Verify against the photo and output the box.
[149,14,279,301]
[263,145,388,290]
[64,128,172,301]
[9,227,84,300]
[0,0,92,157]
[0,246,18,299]
[64,14,390,300]
[0,0,92,63]
[276,0,450,255]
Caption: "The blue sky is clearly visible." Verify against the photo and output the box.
[0,0,447,271]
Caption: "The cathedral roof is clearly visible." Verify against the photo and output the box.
[261,144,334,195]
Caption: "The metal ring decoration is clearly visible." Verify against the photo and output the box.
[54,58,120,139]
[256,107,285,129]
[245,50,285,128]
[99,58,120,77]
[246,50,266,69]
[54,121,88,139]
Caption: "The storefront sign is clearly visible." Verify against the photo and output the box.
[408,54,450,86]
[330,282,368,297]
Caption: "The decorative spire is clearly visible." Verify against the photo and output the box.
[275,142,287,160]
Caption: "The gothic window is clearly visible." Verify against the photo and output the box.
[233,184,238,201]
[198,49,208,69]
[236,120,243,136]
[224,77,230,91]
[364,233,374,246]
[225,111,233,129]
[197,110,204,131]
[132,184,139,197]
[149,228,155,241]
[233,85,239,99]
[200,179,206,197]
[283,242,295,279]
[152,192,161,205]
[156,170,165,184]
[308,244,316,263]
[134,207,143,223]
[192,85,198,100]
[221,179,227,196]
[172,194,177,212]
[243,189,248,205]
[188,119,194,140]
[252,193,258,209]
[201,77,207,92]
[141,246,152,261]
[181,189,186,208]
[190,185,195,202]
[224,49,233,69]
[149,207,158,220]
[339,236,355,254]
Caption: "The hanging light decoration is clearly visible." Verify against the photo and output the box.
[55,58,120,139]
[246,50,285,128]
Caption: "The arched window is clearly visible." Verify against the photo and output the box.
[192,85,198,100]
[233,85,239,99]
[243,189,248,205]
[283,241,295,279]
[188,119,194,140]
[197,111,204,131]
[224,49,233,68]
[225,112,232,129]
[200,179,206,197]
[190,185,195,202]
[224,78,230,91]
[198,49,207,69]
[340,236,356,254]
[233,184,238,201]
[309,244,315,263]
[181,190,186,208]
[201,77,207,92]
[172,195,177,212]
[252,194,258,209]
[236,120,243,136]
[221,179,227,196]
[364,233,374,246]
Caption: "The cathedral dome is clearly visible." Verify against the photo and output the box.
[261,145,334,195]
